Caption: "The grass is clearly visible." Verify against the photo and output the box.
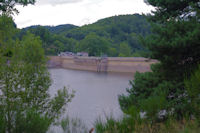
[60,116,88,133]
[94,116,200,133]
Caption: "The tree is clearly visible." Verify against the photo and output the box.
[185,65,200,121]
[118,42,132,57]
[143,0,200,81]
[0,0,35,14]
[107,47,118,57]
[0,14,16,57]
[0,16,74,133]
[78,33,109,56]
[119,0,200,121]
[21,14,151,57]
[144,0,200,22]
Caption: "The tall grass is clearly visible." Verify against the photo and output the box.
[60,116,88,133]
[94,116,200,133]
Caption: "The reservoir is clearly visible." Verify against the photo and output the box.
[49,69,133,130]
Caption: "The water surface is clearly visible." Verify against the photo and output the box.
[49,69,133,129]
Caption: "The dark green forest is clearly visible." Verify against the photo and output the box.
[19,14,151,57]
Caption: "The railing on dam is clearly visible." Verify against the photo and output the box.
[47,56,157,73]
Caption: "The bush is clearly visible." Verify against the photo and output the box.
[185,65,200,122]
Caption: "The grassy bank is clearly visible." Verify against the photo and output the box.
[94,116,200,133]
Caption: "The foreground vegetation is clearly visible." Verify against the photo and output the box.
[95,115,200,133]
[95,0,200,132]
[0,1,74,133]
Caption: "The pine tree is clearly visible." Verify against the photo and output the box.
[119,0,200,121]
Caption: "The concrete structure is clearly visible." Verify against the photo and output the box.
[77,52,89,57]
[47,56,157,73]
[58,51,89,57]
[58,52,75,56]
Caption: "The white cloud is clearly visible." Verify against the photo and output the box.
[14,0,154,28]
[36,0,83,5]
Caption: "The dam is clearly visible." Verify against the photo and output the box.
[48,56,157,131]
[48,56,157,73]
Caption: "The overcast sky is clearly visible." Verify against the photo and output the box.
[14,0,154,28]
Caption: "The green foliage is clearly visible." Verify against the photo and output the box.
[145,20,200,80]
[0,14,16,57]
[118,42,132,57]
[19,26,79,55]
[14,109,50,133]
[45,24,77,34]
[60,116,88,133]
[77,33,109,56]
[95,115,135,133]
[0,0,35,14]
[21,14,151,56]
[145,0,200,22]
[119,64,162,111]
[0,15,74,133]
[119,64,181,121]
[119,0,200,125]
[107,47,118,57]
[20,32,46,64]
[185,65,200,121]
[95,115,200,133]
[65,14,151,57]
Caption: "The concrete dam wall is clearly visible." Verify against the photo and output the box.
[48,56,157,73]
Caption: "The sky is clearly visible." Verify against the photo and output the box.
[14,0,154,29]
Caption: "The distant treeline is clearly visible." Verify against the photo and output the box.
[18,14,151,57]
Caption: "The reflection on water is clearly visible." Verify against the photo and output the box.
[49,69,133,129]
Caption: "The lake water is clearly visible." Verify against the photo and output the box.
[49,69,133,131]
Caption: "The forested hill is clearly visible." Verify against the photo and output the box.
[22,24,78,34]
[20,14,151,57]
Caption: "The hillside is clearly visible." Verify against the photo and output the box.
[20,14,151,57]
[23,24,78,34]
[45,24,78,34]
